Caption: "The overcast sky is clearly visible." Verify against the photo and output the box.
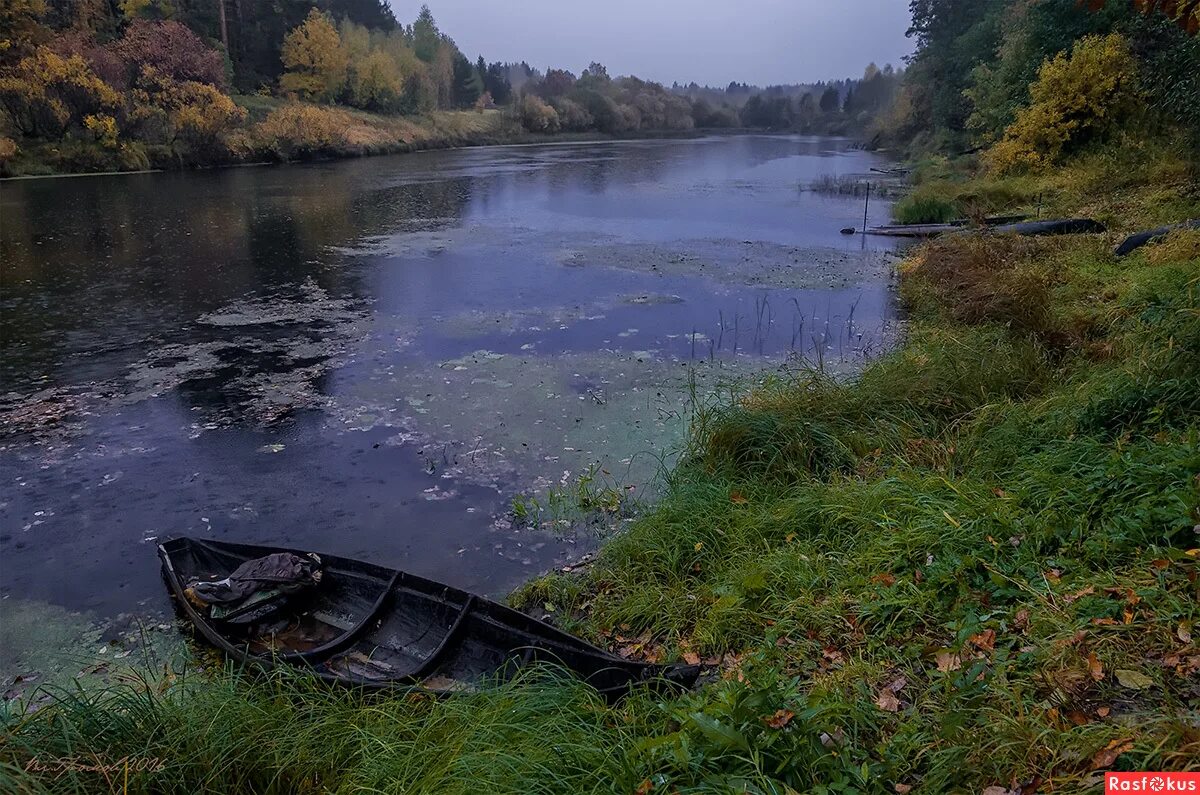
[387,1,915,86]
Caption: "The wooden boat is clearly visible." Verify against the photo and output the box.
[159,537,699,698]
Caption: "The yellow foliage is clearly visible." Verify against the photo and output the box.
[130,66,245,150]
[985,33,1141,174]
[0,135,17,160]
[280,9,348,102]
[254,102,351,157]
[0,46,120,137]
[519,94,559,133]
[0,0,47,56]
[84,112,118,147]
[350,49,403,110]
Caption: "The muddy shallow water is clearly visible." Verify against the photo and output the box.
[1,136,901,649]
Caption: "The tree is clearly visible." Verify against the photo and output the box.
[412,4,439,62]
[483,61,511,104]
[0,0,49,64]
[349,49,402,110]
[818,86,839,112]
[451,51,481,107]
[113,20,227,87]
[279,9,347,102]
[986,33,1141,172]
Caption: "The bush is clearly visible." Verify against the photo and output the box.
[985,33,1142,173]
[254,102,351,159]
[519,94,559,133]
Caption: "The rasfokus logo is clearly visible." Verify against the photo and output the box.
[1106,773,1200,793]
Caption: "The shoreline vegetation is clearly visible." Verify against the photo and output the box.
[0,2,895,179]
[3,1,1200,793]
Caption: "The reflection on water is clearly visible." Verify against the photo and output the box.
[0,135,900,618]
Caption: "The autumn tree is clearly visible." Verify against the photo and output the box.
[986,32,1141,172]
[350,49,403,111]
[0,0,49,64]
[112,20,226,87]
[279,9,348,102]
[0,45,120,137]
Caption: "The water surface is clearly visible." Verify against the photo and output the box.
[1,135,899,625]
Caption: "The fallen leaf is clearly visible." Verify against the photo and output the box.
[694,541,704,552]
[1091,738,1134,769]
[1150,559,1170,571]
[1179,622,1193,644]
[1014,609,1030,631]
[764,709,795,729]
[970,629,997,653]
[1065,586,1096,603]
[730,491,748,504]
[894,785,913,794]
[876,689,901,712]
[1066,709,1091,726]
[635,779,654,795]
[1090,618,1118,626]
[871,573,897,587]
[982,787,1014,795]
[1088,652,1105,682]
[935,651,963,672]
[681,651,701,666]
[1097,706,1111,718]
[1044,568,1062,582]
[1114,669,1154,690]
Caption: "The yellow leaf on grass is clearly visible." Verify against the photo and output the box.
[1114,669,1154,690]
[935,651,963,672]
[1087,652,1105,682]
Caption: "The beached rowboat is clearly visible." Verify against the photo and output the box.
[159,537,699,698]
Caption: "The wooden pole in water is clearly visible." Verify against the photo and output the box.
[863,181,871,232]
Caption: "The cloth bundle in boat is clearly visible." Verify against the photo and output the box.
[185,552,323,623]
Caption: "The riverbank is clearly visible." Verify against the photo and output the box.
[0,92,869,180]
[2,96,745,179]
[2,139,1198,792]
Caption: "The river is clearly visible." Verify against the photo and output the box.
[0,135,900,649]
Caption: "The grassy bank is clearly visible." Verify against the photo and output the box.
[2,144,1198,793]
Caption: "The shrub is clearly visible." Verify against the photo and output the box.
[0,46,120,138]
[519,94,559,133]
[254,102,350,159]
[550,97,591,131]
[985,33,1142,173]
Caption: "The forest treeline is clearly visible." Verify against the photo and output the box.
[0,0,899,175]
[873,0,1199,160]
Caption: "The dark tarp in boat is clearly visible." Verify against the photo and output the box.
[160,537,700,698]
[1114,219,1200,257]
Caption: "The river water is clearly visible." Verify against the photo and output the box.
[0,136,900,637]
